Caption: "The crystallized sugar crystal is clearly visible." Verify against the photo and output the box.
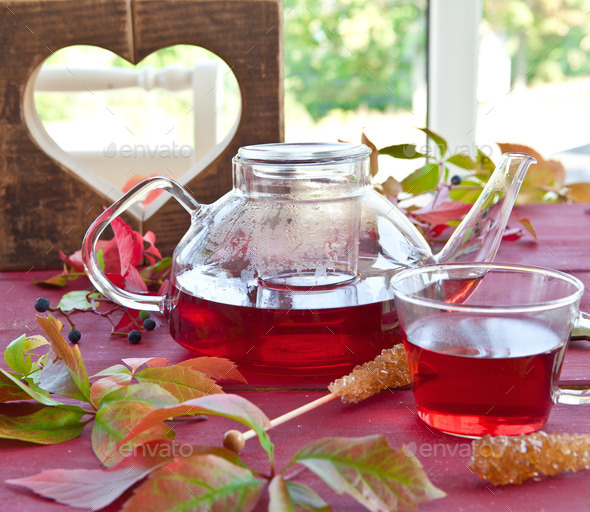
[469,432,590,485]
[328,344,411,403]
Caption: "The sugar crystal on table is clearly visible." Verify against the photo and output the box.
[469,432,590,485]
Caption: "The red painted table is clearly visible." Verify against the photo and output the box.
[1,203,590,512]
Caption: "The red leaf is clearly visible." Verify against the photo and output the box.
[122,265,148,293]
[411,200,472,226]
[7,439,176,509]
[111,217,144,272]
[176,357,247,384]
[143,231,162,266]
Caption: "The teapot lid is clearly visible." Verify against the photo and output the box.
[236,142,371,164]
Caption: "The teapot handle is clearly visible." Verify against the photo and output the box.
[82,177,199,312]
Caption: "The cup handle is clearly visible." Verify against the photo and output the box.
[82,177,199,312]
[556,312,590,404]
[571,311,590,340]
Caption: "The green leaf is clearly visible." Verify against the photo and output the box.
[96,248,105,272]
[100,383,179,408]
[418,127,447,157]
[139,256,172,278]
[269,476,331,512]
[93,401,174,467]
[379,144,427,160]
[476,148,496,176]
[120,454,263,512]
[0,405,89,444]
[401,163,440,194]
[135,366,223,402]
[292,435,446,512]
[36,315,91,403]
[446,154,478,172]
[57,290,92,312]
[448,180,484,203]
[92,364,133,379]
[113,394,274,465]
[4,334,48,376]
[7,439,176,510]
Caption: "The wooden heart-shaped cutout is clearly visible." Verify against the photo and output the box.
[24,44,242,221]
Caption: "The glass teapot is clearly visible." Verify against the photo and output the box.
[83,143,535,379]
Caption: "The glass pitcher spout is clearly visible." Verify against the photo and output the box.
[435,152,537,264]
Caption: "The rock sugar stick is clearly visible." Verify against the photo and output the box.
[223,345,411,452]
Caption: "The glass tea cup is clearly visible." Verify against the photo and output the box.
[391,263,590,438]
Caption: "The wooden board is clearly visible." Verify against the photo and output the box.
[0,0,283,270]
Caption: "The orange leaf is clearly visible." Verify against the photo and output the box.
[176,357,247,384]
[566,182,590,203]
[35,315,90,403]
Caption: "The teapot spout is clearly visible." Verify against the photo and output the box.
[435,152,536,264]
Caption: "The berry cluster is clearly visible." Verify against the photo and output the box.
[34,297,157,345]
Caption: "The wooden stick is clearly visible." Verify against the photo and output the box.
[224,393,338,452]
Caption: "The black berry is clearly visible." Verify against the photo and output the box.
[450,175,462,186]
[139,310,151,321]
[34,297,50,313]
[143,318,156,331]
[128,330,142,344]
[68,329,82,343]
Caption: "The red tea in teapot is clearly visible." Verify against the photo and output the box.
[167,266,400,378]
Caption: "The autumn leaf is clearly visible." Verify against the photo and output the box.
[36,315,91,403]
[0,371,36,403]
[135,366,223,402]
[361,132,379,177]
[269,475,331,512]
[497,142,565,204]
[410,200,472,227]
[176,357,247,384]
[0,406,90,444]
[566,182,590,203]
[0,368,62,407]
[291,435,445,512]
[113,394,273,462]
[285,481,331,512]
[93,401,174,467]
[120,453,263,512]
[7,439,177,510]
[122,357,169,373]
[90,375,132,408]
